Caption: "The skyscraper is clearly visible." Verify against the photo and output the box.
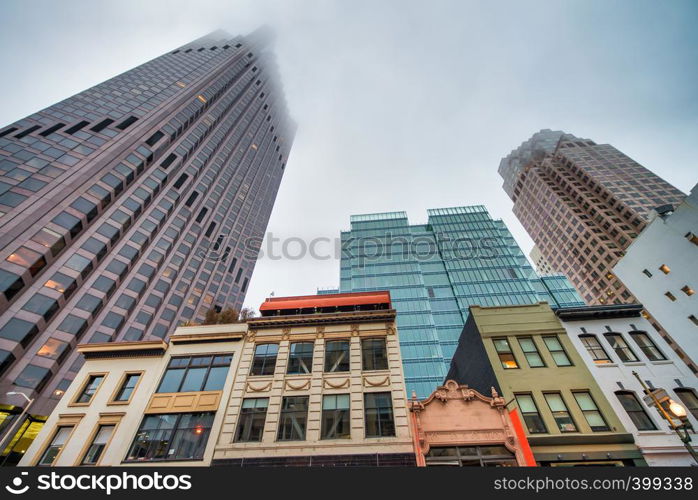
[0,28,295,441]
[499,129,685,306]
[338,206,584,397]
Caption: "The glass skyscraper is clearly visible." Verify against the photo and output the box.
[0,27,294,448]
[339,206,583,397]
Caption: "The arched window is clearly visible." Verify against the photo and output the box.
[578,334,612,364]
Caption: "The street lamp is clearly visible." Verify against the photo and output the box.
[631,371,697,465]
[0,391,36,464]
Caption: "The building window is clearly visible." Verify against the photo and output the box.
[674,388,698,420]
[579,334,612,364]
[126,412,214,462]
[604,333,639,362]
[572,391,609,431]
[112,373,141,402]
[542,336,572,366]
[493,338,518,369]
[250,344,278,376]
[665,291,677,302]
[681,285,695,296]
[543,393,578,432]
[515,394,547,434]
[321,394,350,439]
[318,339,350,372]
[235,398,269,442]
[361,338,388,371]
[38,426,73,466]
[659,264,670,274]
[364,392,395,437]
[277,396,309,441]
[286,342,314,374]
[425,445,517,467]
[689,315,698,327]
[629,332,666,361]
[615,391,656,431]
[642,269,652,278]
[517,337,545,368]
[156,355,232,393]
[74,374,105,404]
[81,424,115,465]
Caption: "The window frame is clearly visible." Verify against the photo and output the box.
[543,392,578,433]
[364,391,396,438]
[276,396,309,441]
[324,339,350,373]
[517,337,545,368]
[234,398,269,443]
[492,337,519,369]
[615,391,657,431]
[673,388,698,420]
[69,372,107,407]
[108,371,144,405]
[249,343,279,376]
[572,390,610,432]
[361,337,389,371]
[628,331,666,361]
[155,354,232,393]
[603,333,639,363]
[78,423,117,466]
[578,334,612,364]
[515,393,548,434]
[321,394,351,440]
[542,335,573,367]
[34,419,80,466]
[286,341,315,375]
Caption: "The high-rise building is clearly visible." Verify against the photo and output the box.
[0,28,295,452]
[499,129,685,306]
[338,206,584,398]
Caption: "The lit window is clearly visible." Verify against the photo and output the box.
[175,81,186,88]
[493,338,518,369]
[6,246,47,276]
[681,285,694,296]
[196,95,207,103]
[685,232,698,246]
[659,264,670,274]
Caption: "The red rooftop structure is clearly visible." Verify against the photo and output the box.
[259,291,392,316]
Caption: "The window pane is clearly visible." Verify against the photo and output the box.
[38,427,73,465]
[250,344,278,376]
[76,375,104,403]
[287,342,314,374]
[157,368,185,393]
[82,425,115,465]
[115,373,141,401]
[277,396,309,441]
[362,338,388,371]
[235,398,268,442]
[364,392,395,437]
[324,340,350,372]
[203,366,229,391]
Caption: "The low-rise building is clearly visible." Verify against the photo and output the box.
[447,302,645,466]
[212,291,415,466]
[408,380,536,466]
[18,323,245,466]
[557,303,698,465]
[613,183,698,373]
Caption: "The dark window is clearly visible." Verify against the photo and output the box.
[22,293,59,321]
[629,331,666,361]
[93,276,116,296]
[101,312,125,331]
[196,207,208,223]
[517,337,545,368]
[75,293,103,316]
[116,116,138,130]
[173,173,188,189]
[37,426,73,466]
[572,391,609,431]
[82,237,107,260]
[361,338,388,371]
[75,374,105,404]
[125,412,214,462]
[234,398,268,442]
[101,173,123,195]
[287,342,314,374]
[160,153,177,168]
[0,349,16,377]
[65,120,90,134]
[88,184,111,209]
[277,396,309,441]
[364,392,395,437]
[57,314,87,337]
[81,424,115,465]
[115,293,137,312]
[52,211,82,238]
[250,344,278,376]
[90,118,114,133]
[114,373,141,402]
[493,338,518,369]
[145,130,165,146]
[14,364,51,391]
[324,340,350,372]
[321,394,350,439]
[515,394,547,434]
[542,336,572,366]
[579,334,612,364]
[604,333,639,362]
[543,393,578,432]
[0,318,39,347]
[156,355,232,393]
[0,269,24,301]
[674,388,698,420]
[185,191,199,207]
[97,223,120,245]
[616,391,656,431]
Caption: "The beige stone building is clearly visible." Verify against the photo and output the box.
[212,291,415,466]
[18,323,245,466]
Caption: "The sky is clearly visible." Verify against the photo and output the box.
[1,0,696,312]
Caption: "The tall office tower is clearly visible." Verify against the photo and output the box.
[499,129,685,306]
[339,206,584,397]
[0,28,295,450]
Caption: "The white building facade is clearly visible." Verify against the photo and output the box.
[557,304,698,466]
[614,183,698,373]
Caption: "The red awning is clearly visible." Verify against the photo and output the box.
[259,291,391,311]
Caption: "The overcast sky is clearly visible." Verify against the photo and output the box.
[1,0,696,312]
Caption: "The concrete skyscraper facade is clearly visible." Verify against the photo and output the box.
[0,28,294,452]
[499,130,685,306]
[338,206,584,398]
